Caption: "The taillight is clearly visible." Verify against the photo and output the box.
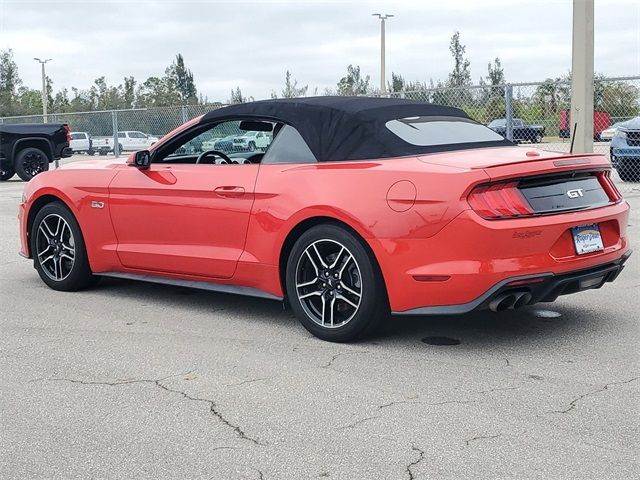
[64,124,71,143]
[468,181,534,219]
[597,171,622,203]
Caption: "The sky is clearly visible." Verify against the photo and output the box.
[1,0,639,102]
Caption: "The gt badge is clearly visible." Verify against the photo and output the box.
[566,188,584,199]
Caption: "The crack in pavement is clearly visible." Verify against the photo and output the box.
[464,434,502,447]
[378,399,475,410]
[475,386,519,395]
[337,415,381,430]
[406,445,425,480]
[549,377,639,414]
[319,351,368,369]
[40,371,264,446]
[224,377,271,387]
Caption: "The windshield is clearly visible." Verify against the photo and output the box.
[387,116,505,146]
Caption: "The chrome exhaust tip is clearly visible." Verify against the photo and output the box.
[489,294,517,312]
[513,292,533,309]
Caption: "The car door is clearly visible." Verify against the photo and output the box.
[130,132,148,150]
[124,132,137,150]
[107,120,262,279]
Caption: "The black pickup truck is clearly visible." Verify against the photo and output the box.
[488,118,545,143]
[0,123,73,181]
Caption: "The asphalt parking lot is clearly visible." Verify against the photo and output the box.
[1,165,639,479]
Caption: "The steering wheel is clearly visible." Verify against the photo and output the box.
[196,150,233,165]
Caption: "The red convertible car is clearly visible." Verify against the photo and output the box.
[19,97,631,341]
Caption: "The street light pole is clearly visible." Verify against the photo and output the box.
[372,13,393,95]
[33,58,52,122]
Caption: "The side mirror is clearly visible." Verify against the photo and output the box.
[133,150,151,169]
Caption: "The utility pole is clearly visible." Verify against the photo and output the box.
[33,58,52,122]
[570,0,594,154]
[372,13,393,95]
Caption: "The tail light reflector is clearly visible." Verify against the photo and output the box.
[64,124,71,143]
[468,182,534,219]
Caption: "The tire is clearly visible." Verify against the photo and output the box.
[118,144,123,154]
[31,201,97,291]
[15,147,50,181]
[87,149,95,156]
[248,141,256,152]
[285,224,388,342]
[1,164,15,181]
[534,134,542,143]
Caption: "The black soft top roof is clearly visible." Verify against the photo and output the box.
[201,96,511,161]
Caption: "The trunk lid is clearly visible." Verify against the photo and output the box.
[424,147,621,219]
[418,146,609,173]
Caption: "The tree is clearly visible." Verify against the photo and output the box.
[136,76,180,107]
[16,86,42,115]
[166,54,197,105]
[0,49,22,116]
[447,31,471,88]
[229,86,247,104]
[598,80,640,119]
[45,75,54,113]
[69,87,93,112]
[486,58,505,86]
[337,65,371,96]
[90,76,124,110]
[388,72,405,93]
[122,76,136,109]
[273,70,308,98]
[52,88,70,113]
[534,78,563,115]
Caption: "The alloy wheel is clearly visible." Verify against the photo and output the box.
[22,151,47,177]
[35,213,76,281]
[295,239,363,328]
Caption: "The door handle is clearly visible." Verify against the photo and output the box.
[214,186,245,197]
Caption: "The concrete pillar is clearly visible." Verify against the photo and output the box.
[570,0,594,154]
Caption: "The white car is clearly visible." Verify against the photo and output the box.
[69,132,94,155]
[232,131,271,152]
[90,131,160,155]
[116,131,159,152]
[600,122,625,141]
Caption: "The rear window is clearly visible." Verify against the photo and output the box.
[70,133,85,140]
[386,116,505,146]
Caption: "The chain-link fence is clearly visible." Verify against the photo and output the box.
[1,77,639,192]
[377,76,640,192]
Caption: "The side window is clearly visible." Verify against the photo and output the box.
[160,119,276,164]
[261,125,317,164]
[118,132,125,138]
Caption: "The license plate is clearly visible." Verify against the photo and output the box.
[571,224,604,255]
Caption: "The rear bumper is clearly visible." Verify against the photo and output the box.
[375,200,631,313]
[394,251,631,315]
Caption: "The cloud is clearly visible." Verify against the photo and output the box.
[1,0,638,102]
